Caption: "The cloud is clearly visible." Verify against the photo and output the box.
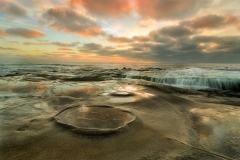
[0,1,27,17]
[193,36,240,51]
[23,41,80,47]
[133,36,150,42]
[129,42,152,52]
[79,43,103,51]
[6,28,45,38]
[17,0,55,10]
[181,14,238,29]
[0,28,45,38]
[106,25,194,44]
[58,48,74,51]
[224,15,238,24]
[70,0,132,17]
[0,30,9,38]
[172,38,201,52]
[105,35,151,43]
[107,35,133,43]
[149,31,174,44]
[159,25,194,37]
[76,32,240,63]
[75,23,240,63]
[238,23,240,31]
[51,42,80,47]
[134,0,210,20]
[41,7,103,37]
[0,46,20,50]
[23,42,47,45]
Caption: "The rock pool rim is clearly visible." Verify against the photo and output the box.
[54,105,137,135]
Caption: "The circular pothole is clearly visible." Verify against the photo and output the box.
[54,106,136,134]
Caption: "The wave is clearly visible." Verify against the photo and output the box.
[123,68,240,91]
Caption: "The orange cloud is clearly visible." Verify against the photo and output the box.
[23,41,45,45]
[107,35,133,43]
[0,30,9,38]
[70,0,82,7]
[42,7,102,37]
[70,0,132,17]
[4,28,45,38]
[78,28,102,37]
[23,30,44,38]
[238,23,240,31]
[224,15,237,24]
[183,14,238,29]
[134,0,209,20]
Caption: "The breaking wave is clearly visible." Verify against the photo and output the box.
[124,68,240,91]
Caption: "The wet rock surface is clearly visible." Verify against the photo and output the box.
[1,64,240,160]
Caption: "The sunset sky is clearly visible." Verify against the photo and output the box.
[0,0,240,63]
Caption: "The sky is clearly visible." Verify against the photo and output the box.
[0,0,240,64]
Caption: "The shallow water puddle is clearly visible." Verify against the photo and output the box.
[55,105,136,134]
[54,85,101,98]
[0,80,48,97]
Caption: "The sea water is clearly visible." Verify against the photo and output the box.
[1,63,240,91]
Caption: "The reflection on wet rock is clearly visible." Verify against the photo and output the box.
[0,84,35,93]
[56,86,101,98]
[0,84,47,94]
[190,107,240,158]
[190,114,213,139]
[54,105,136,134]
[35,85,48,93]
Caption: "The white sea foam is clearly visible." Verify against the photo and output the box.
[124,68,240,90]
[125,71,140,78]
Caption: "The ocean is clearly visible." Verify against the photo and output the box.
[1,63,240,91]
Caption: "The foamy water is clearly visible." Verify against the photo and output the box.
[1,63,240,91]
[124,68,240,90]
